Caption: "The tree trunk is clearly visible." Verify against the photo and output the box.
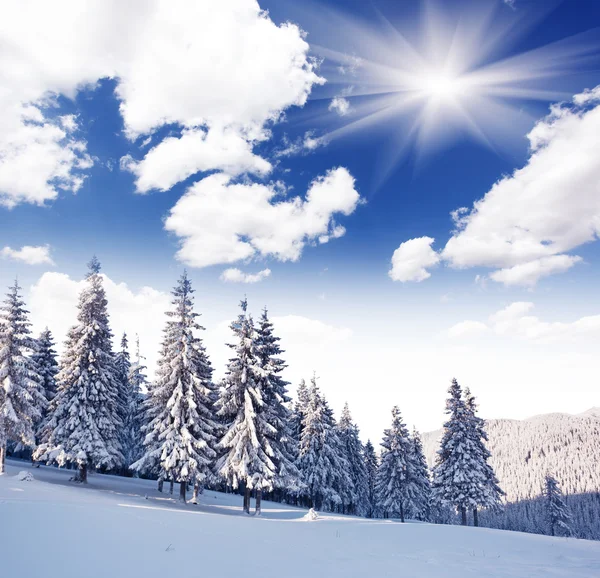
[551,523,555,537]
[179,481,187,503]
[158,478,164,493]
[78,463,88,483]
[243,486,251,514]
[0,444,6,474]
[169,478,174,494]
[400,502,405,523]
[461,506,467,526]
[255,489,262,516]
[473,508,479,527]
[191,481,200,504]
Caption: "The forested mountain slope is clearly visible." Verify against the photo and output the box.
[422,409,600,502]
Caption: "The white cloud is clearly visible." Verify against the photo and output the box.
[0,0,324,205]
[220,268,271,284]
[272,315,352,345]
[440,89,600,284]
[395,87,600,286]
[29,271,171,375]
[448,301,600,344]
[329,97,351,116]
[488,255,582,287]
[276,132,325,157]
[1,245,54,265]
[389,237,440,282]
[122,126,272,193]
[165,167,361,267]
[446,320,488,339]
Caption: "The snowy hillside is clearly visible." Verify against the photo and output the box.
[422,409,600,501]
[2,459,600,578]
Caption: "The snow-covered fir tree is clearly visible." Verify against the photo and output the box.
[363,439,378,518]
[0,281,44,473]
[216,299,278,514]
[31,328,58,412]
[338,403,369,515]
[297,375,351,512]
[114,332,131,472]
[543,473,573,537]
[255,308,302,500]
[132,272,218,502]
[34,258,123,482]
[123,335,146,474]
[463,387,504,525]
[407,428,431,521]
[432,378,484,525]
[375,406,416,522]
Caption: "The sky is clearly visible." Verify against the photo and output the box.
[1,0,600,442]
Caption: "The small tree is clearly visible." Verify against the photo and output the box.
[31,328,58,414]
[432,378,478,525]
[544,473,573,537]
[464,388,504,526]
[338,403,369,515]
[375,406,415,522]
[132,272,218,502]
[363,440,378,518]
[34,258,123,482]
[0,281,44,473]
[216,299,277,514]
[408,429,431,521]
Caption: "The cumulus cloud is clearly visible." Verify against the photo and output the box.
[389,237,440,282]
[0,0,324,205]
[447,301,600,343]
[1,245,54,265]
[276,132,325,157]
[165,167,361,267]
[122,126,272,193]
[329,97,351,116]
[220,268,271,284]
[393,86,600,286]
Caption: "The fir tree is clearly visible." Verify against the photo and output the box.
[31,328,58,408]
[338,403,369,515]
[124,335,146,474]
[132,272,218,502]
[297,375,350,512]
[544,473,573,537]
[463,387,504,525]
[255,308,302,502]
[375,406,415,522]
[34,258,123,482]
[114,332,131,472]
[432,378,482,525]
[408,428,431,521]
[216,299,277,514]
[0,281,44,473]
[363,439,378,518]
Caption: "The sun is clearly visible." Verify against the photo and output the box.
[310,0,599,176]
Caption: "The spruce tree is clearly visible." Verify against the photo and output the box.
[363,440,378,518]
[338,403,369,515]
[432,378,481,525]
[124,335,146,474]
[544,473,573,537]
[132,272,218,502]
[216,299,277,514]
[255,308,302,503]
[114,333,131,472]
[31,328,58,409]
[463,387,504,525]
[34,258,123,482]
[408,428,432,521]
[297,375,350,512]
[375,406,415,522]
[0,281,44,473]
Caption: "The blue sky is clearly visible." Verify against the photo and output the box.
[1,0,600,440]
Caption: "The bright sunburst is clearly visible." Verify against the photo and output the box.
[309,0,600,177]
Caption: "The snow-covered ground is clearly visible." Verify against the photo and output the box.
[1,459,599,578]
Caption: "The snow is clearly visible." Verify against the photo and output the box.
[1,458,599,578]
[16,470,34,481]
